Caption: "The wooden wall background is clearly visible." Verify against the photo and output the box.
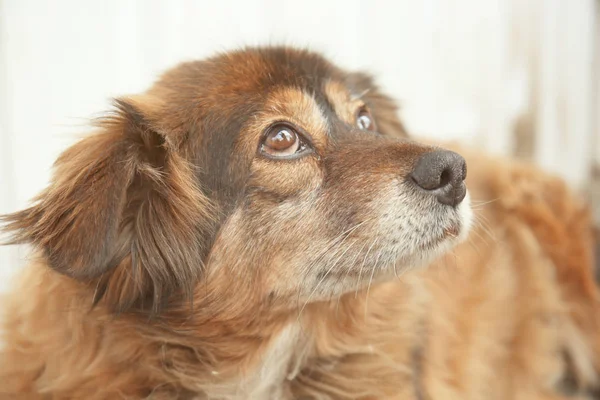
[0,0,598,289]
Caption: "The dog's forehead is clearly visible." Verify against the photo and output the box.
[226,47,338,91]
[154,47,351,106]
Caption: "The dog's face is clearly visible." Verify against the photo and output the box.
[3,47,472,312]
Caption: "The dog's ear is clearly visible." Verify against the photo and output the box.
[1,96,214,312]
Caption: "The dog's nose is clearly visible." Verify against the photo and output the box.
[410,150,467,207]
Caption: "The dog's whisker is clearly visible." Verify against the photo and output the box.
[476,215,497,242]
[470,198,499,208]
[364,248,384,320]
[304,219,373,272]
[297,220,372,321]
[336,240,370,317]
[465,230,486,258]
[355,238,379,299]
[294,221,371,316]
[299,216,377,287]
[472,216,496,245]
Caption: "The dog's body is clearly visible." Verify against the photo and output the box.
[0,47,598,399]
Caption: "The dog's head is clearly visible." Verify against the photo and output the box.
[2,47,472,313]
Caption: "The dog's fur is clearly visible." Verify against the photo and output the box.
[0,47,598,399]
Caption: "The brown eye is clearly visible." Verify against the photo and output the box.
[356,108,376,131]
[261,124,306,157]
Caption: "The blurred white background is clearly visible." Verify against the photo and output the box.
[0,0,599,289]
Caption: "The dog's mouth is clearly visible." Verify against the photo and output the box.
[314,191,473,293]
[417,192,472,256]
[443,225,460,238]
[389,189,473,270]
[418,222,467,253]
[418,225,461,251]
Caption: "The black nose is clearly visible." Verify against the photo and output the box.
[410,150,467,207]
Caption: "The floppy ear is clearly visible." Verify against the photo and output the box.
[1,97,214,312]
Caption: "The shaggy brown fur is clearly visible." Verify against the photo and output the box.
[0,47,598,399]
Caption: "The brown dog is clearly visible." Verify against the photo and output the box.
[0,47,598,399]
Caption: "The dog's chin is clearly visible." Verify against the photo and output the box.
[376,190,474,279]
[408,190,473,269]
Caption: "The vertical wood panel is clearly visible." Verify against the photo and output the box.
[0,0,20,291]
[592,0,600,224]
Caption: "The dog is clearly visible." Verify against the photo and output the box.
[0,46,598,399]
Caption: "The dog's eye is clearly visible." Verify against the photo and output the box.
[356,108,376,131]
[261,124,306,157]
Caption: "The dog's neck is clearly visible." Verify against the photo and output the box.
[202,322,309,400]
[131,290,316,399]
[139,284,372,399]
